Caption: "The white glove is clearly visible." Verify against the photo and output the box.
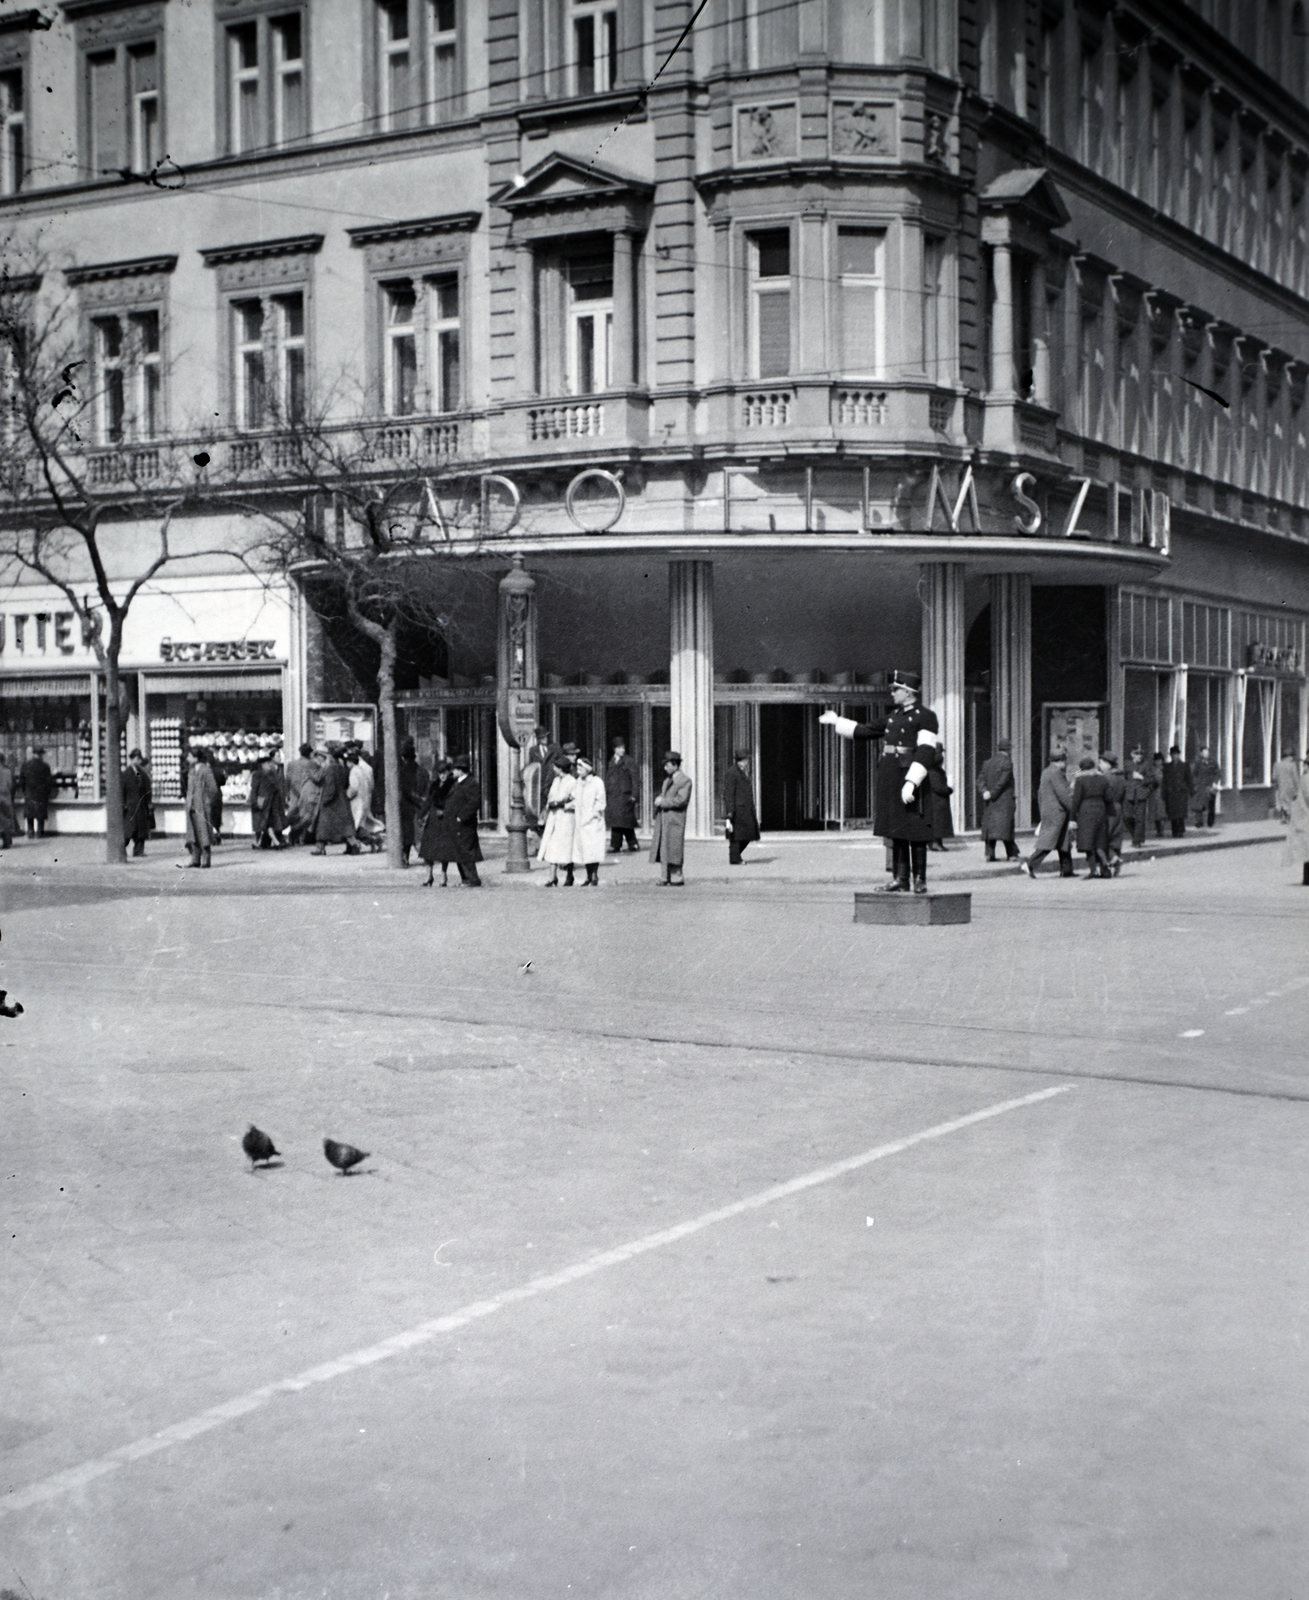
[901,781,917,805]
[818,710,838,726]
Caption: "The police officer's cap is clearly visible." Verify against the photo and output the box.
[889,670,921,691]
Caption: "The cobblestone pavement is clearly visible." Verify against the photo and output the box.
[0,837,1305,1599]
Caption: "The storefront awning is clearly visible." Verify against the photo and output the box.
[0,675,92,696]
[146,672,283,694]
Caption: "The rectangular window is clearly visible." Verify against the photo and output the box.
[432,274,460,410]
[234,299,265,428]
[379,1,415,129]
[94,317,126,443]
[228,12,305,153]
[129,43,159,172]
[275,292,305,422]
[922,234,944,381]
[384,283,417,415]
[131,310,161,437]
[229,23,260,151]
[566,254,613,394]
[746,0,798,68]
[837,227,884,376]
[2,69,24,193]
[573,0,617,96]
[88,49,124,174]
[271,15,304,144]
[431,0,459,119]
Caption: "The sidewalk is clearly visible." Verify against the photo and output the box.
[0,819,1285,890]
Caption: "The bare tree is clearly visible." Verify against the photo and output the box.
[0,262,257,863]
[221,413,503,869]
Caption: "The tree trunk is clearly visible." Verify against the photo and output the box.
[103,649,127,864]
[377,623,405,869]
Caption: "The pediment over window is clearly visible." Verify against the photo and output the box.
[493,153,653,241]
[979,168,1071,251]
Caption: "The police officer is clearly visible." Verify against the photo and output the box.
[820,670,941,893]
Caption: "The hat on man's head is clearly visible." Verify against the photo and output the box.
[734,748,751,760]
[663,750,682,765]
[1169,744,1181,755]
[448,752,471,772]
[401,739,416,758]
[128,747,143,760]
[1078,755,1096,770]
[561,741,580,755]
[996,738,1013,752]
[889,669,921,691]
[1101,751,1119,766]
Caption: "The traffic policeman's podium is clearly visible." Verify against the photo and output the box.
[853,890,972,925]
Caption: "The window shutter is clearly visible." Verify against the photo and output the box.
[89,50,122,173]
[757,291,790,378]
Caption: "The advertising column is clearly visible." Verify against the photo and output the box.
[669,559,715,840]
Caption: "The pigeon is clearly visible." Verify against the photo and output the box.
[242,1124,279,1170]
[0,990,24,1019]
[323,1138,368,1175]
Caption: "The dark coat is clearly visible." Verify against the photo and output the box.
[0,764,15,838]
[432,775,483,866]
[848,704,940,843]
[1193,758,1221,802]
[1070,772,1112,854]
[398,755,427,853]
[19,756,54,821]
[1121,756,1156,820]
[184,762,220,849]
[249,764,286,836]
[418,771,457,864]
[523,739,562,825]
[122,764,153,841]
[1161,759,1194,819]
[604,753,640,830]
[309,758,355,843]
[927,765,954,840]
[284,756,316,823]
[1033,762,1073,852]
[1104,771,1126,849]
[722,764,760,845]
[976,753,1016,841]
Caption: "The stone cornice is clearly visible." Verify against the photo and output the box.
[346,212,480,249]
[60,0,166,16]
[199,234,323,268]
[0,9,52,33]
[64,254,177,286]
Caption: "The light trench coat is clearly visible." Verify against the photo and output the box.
[572,775,608,864]
[348,760,382,837]
[650,769,692,866]
[537,772,578,865]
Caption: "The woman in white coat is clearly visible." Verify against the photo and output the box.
[571,754,608,885]
[537,757,578,886]
[346,751,383,851]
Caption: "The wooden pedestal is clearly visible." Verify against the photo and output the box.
[853,890,972,925]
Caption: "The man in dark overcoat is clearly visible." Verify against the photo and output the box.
[122,748,153,856]
[19,746,53,837]
[308,746,361,856]
[604,737,641,853]
[249,755,287,849]
[284,742,317,844]
[1191,745,1221,829]
[1100,751,1126,872]
[820,670,940,893]
[0,755,15,849]
[441,753,483,886]
[1161,745,1194,836]
[977,738,1019,861]
[1024,749,1074,877]
[722,749,760,865]
[398,739,428,864]
[1122,746,1155,848]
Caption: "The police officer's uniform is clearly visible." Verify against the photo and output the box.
[824,671,941,892]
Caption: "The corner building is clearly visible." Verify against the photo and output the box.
[2,0,1307,835]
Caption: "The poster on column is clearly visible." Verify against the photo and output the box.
[1045,703,1103,768]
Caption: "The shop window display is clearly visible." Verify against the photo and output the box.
[147,689,283,801]
[0,693,89,795]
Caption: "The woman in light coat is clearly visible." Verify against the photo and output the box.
[650,751,692,885]
[1283,759,1309,885]
[346,751,383,851]
[537,757,578,886]
[571,755,608,885]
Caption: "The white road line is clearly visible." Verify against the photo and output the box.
[0,1084,1074,1519]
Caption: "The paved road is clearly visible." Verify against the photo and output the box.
[0,841,1305,1599]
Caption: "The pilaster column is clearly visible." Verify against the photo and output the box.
[669,559,715,840]
[611,229,635,388]
[921,562,966,832]
[515,242,537,398]
[989,573,1033,829]
[1030,257,1050,406]
[990,242,1015,395]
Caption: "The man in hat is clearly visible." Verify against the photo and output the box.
[1122,746,1155,848]
[122,747,153,857]
[1024,748,1074,878]
[820,671,940,893]
[650,751,692,885]
[19,745,53,838]
[604,736,641,853]
[976,738,1019,862]
[398,738,427,864]
[441,752,484,886]
[522,725,561,840]
[1099,751,1126,873]
[722,749,760,865]
[1161,744,1194,836]
[1191,744,1221,830]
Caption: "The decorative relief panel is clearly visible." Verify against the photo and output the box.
[347,213,479,277]
[831,101,897,160]
[735,103,797,164]
[65,255,176,308]
[199,234,322,294]
[61,1,166,46]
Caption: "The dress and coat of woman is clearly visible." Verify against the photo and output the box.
[537,768,578,865]
[308,754,356,845]
[650,766,692,870]
[572,770,608,866]
[927,762,954,845]
[436,768,484,884]
[1070,763,1113,873]
[418,764,457,867]
[1283,762,1309,883]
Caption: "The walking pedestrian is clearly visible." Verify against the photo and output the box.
[307,745,361,856]
[284,743,316,844]
[1285,757,1309,885]
[249,754,287,849]
[417,757,456,886]
[1122,746,1155,848]
[180,748,219,868]
[1191,745,1221,829]
[820,670,940,894]
[572,754,608,885]
[604,737,641,853]
[927,749,954,852]
[1148,752,1168,837]
[650,751,692,886]
[1273,748,1301,822]
[0,754,15,849]
[1099,751,1126,873]
[538,754,578,887]
[441,753,483,886]
[1161,745,1194,836]
[398,739,427,865]
[1024,749,1074,878]
[122,747,153,856]
[346,749,384,851]
[1070,755,1114,878]
[723,749,760,865]
[977,738,1019,860]
[19,746,53,838]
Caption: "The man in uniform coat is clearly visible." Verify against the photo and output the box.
[19,746,53,837]
[604,737,641,853]
[722,749,760,865]
[441,752,484,886]
[820,670,940,893]
[122,748,153,856]
[1023,749,1074,878]
[977,738,1019,861]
